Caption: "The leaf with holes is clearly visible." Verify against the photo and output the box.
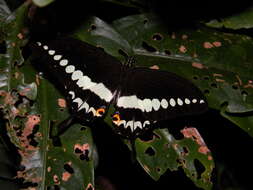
[0,2,95,189]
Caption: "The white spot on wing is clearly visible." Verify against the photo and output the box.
[71,70,83,81]
[143,98,152,112]
[169,98,176,107]
[68,91,75,99]
[54,55,62,61]
[118,120,126,127]
[43,45,48,50]
[200,99,205,104]
[161,99,168,109]
[192,99,197,103]
[78,101,89,112]
[73,97,83,108]
[48,50,55,55]
[185,98,191,104]
[89,83,113,102]
[60,59,68,66]
[126,121,134,132]
[37,42,42,46]
[177,98,183,106]
[76,76,96,89]
[152,98,160,111]
[134,121,142,130]
[143,120,150,127]
[88,107,96,116]
[117,95,139,110]
[65,65,75,73]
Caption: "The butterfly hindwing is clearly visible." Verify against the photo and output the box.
[30,38,121,122]
[112,67,208,138]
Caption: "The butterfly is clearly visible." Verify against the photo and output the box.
[30,37,208,140]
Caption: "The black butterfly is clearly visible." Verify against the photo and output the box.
[30,38,208,140]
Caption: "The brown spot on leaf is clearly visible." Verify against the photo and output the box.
[244,84,253,88]
[171,32,176,39]
[143,165,150,173]
[213,73,223,77]
[19,87,31,97]
[62,171,72,182]
[149,65,159,70]
[215,78,225,83]
[58,98,66,108]
[181,127,210,155]
[212,41,222,47]
[236,75,242,86]
[203,42,214,49]
[17,33,24,39]
[152,33,163,41]
[4,92,15,105]
[36,74,40,85]
[193,53,198,58]
[192,62,207,69]
[179,45,187,53]
[86,183,94,190]
[182,34,188,40]
[198,146,210,155]
[53,174,60,184]
[74,143,89,152]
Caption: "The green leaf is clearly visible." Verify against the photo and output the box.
[32,0,54,7]
[0,2,95,189]
[206,7,253,29]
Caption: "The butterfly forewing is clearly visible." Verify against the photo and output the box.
[30,38,121,122]
[112,67,208,138]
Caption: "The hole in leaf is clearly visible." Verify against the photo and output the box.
[194,159,205,179]
[0,40,7,54]
[142,41,157,52]
[90,24,96,30]
[210,83,218,88]
[164,49,171,56]
[241,90,248,96]
[97,46,104,52]
[143,19,148,24]
[220,101,228,108]
[80,149,89,161]
[54,185,60,190]
[145,147,155,156]
[183,146,189,155]
[193,76,199,80]
[156,167,161,173]
[80,126,86,131]
[203,76,210,80]
[64,163,74,174]
[204,89,210,95]
[152,33,163,41]
[118,49,129,60]
[232,84,239,90]
[74,147,82,154]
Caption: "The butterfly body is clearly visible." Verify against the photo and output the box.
[30,38,208,139]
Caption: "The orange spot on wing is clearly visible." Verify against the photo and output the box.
[62,171,72,181]
[58,98,66,108]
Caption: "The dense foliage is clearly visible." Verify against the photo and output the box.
[1,0,253,189]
